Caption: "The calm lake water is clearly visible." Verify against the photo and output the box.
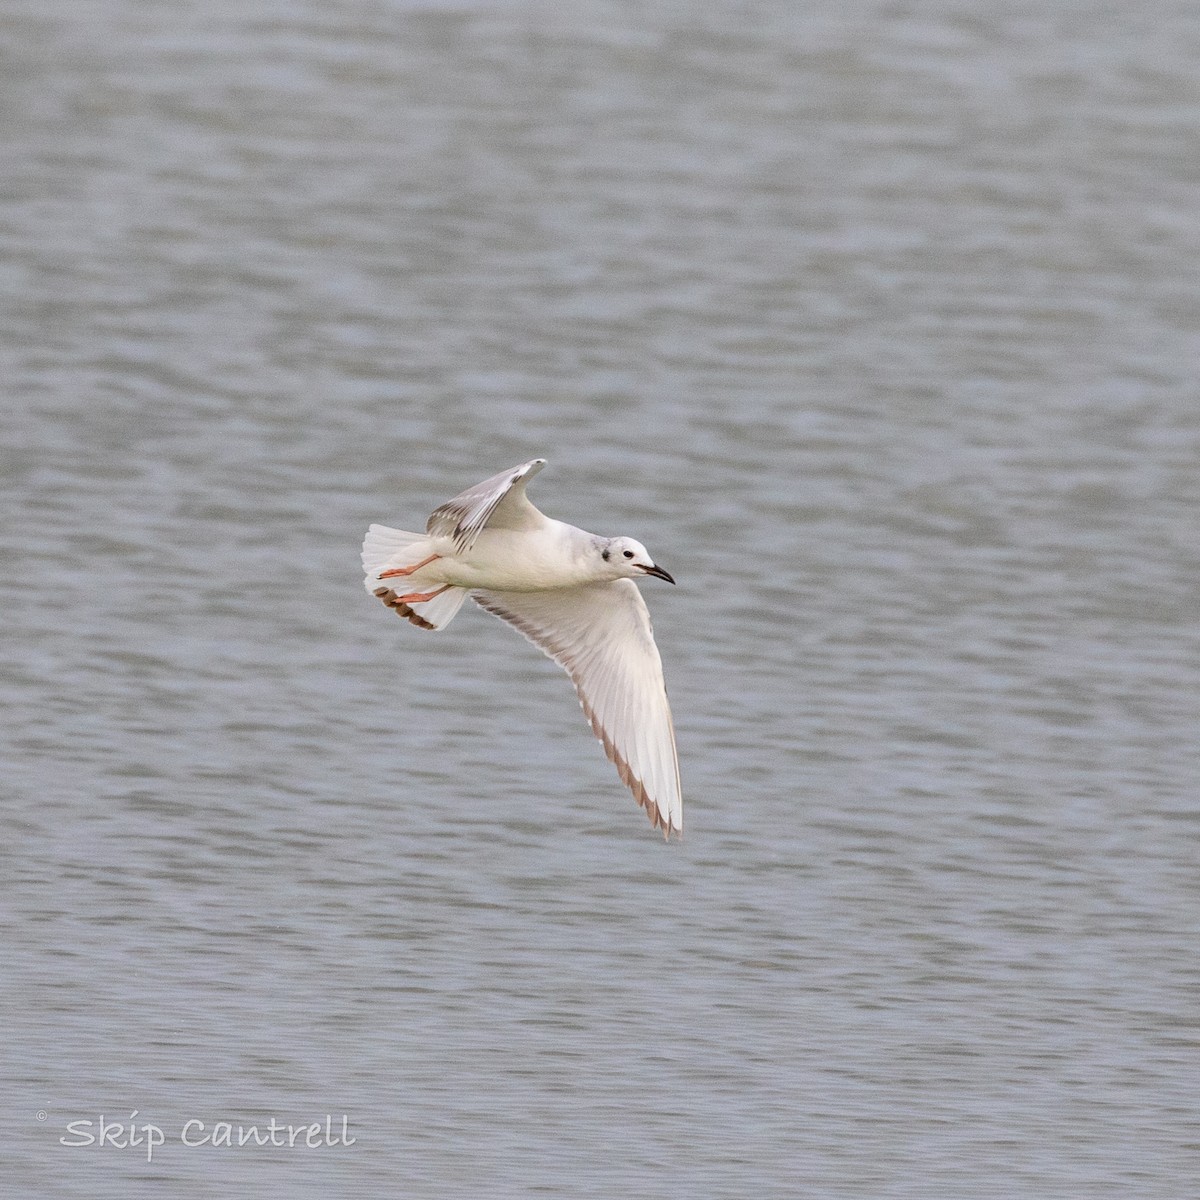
[5,1,1199,1196]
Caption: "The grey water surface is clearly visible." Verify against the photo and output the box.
[4,1,1199,1196]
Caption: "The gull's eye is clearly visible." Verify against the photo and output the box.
[623,550,634,559]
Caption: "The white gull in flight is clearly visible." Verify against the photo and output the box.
[361,458,682,837]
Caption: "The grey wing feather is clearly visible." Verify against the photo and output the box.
[426,458,547,553]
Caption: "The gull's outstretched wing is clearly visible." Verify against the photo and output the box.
[427,458,547,554]
[472,580,682,837]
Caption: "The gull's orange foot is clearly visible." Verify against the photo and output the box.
[393,585,451,604]
[379,553,441,580]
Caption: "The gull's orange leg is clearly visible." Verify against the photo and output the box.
[379,553,441,580]
[393,584,451,604]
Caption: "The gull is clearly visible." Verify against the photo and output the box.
[361,458,682,837]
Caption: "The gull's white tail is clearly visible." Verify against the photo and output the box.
[361,523,468,631]
[362,523,426,578]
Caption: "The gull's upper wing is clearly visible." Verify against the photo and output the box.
[427,458,547,554]
[472,580,682,837]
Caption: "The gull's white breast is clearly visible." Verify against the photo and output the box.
[427,520,597,592]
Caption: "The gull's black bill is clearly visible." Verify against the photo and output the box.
[640,563,675,584]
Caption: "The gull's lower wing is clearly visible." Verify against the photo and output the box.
[472,579,682,837]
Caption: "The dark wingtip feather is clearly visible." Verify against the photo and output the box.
[580,694,682,840]
[373,586,437,631]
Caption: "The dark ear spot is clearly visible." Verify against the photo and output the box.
[601,548,610,561]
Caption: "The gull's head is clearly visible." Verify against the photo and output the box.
[600,537,675,584]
